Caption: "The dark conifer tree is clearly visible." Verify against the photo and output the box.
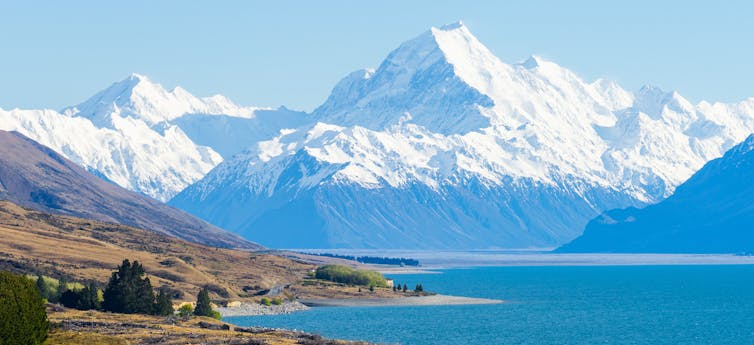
[56,277,69,303]
[77,283,101,311]
[35,275,50,301]
[194,287,213,317]
[154,287,174,316]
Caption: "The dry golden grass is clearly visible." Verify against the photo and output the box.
[0,199,415,305]
[45,306,372,345]
[45,331,129,345]
[0,200,313,302]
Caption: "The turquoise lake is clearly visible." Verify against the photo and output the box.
[225,265,754,344]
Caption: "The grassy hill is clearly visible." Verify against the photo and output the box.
[45,306,372,345]
[0,200,309,302]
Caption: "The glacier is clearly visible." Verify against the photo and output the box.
[170,22,754,249]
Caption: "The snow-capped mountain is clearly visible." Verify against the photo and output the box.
[0,74,310,201]
[559,134,754,253]
[170,22,754,249]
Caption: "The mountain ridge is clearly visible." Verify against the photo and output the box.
[169,23,754,249]
[0,74,310,201]
[0,130,259,249]
[558,134,754,253]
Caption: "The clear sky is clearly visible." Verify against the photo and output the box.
[1,0,753,111]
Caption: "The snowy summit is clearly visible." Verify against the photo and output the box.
[170,23,754,249]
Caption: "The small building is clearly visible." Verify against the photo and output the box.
[385,278,394,288]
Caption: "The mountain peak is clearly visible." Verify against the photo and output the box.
[127,72,150,82]
[437,20,465,31]
[633,84,692,118]
[521,55,544,69]
[312,21,495,134]
[64,74,255,127]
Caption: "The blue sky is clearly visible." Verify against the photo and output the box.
[1,0,752,111]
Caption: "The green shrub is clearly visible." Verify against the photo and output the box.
[260,297,271,306]
[178,304,193,319]
[271,297,282,305]
[0,271,49,344]
[314,265,387,287]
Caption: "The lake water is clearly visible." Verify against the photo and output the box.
[226,265,754,344]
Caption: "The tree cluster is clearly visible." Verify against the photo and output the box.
[308,253,420,266]
[392,283,411,292]
[60,283,100,310]
[103,259,176,316]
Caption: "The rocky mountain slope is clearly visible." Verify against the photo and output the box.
[0,130,258,249]
[559,135,754,253]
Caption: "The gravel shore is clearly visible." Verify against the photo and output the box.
[219,295,501,317]
[217,301,310,317]
[299,294,502,307]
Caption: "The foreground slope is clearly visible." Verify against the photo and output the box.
[46,307,373,345]
[171,22,754,249]
[559,135,754,253]
[0,200,299,301]
[0,130,258,249]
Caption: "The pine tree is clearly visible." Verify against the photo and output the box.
[194,287,213,317]
[35,275,50,302]
[154,287,174,316]
[0,271,49,344]
[402,283,407,292]
[56,277,69,303]
[415,283,423,292]
[134,274,155,314]
[60,289,80,309]
[77,283,101,311]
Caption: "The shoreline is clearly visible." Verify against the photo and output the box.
[300,294,502,307]
[220,294,502,317]
[217,301,310,317]
[353,253,754,272]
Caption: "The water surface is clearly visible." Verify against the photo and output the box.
[226,265,754,344]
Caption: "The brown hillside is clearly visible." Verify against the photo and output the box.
[0,130,258,249]
[0,200,309,301]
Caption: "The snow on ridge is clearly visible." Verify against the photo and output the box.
[1,73,309,201]
[62,73,275,128]
[205,22,754,206]
[4,21,754,214]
